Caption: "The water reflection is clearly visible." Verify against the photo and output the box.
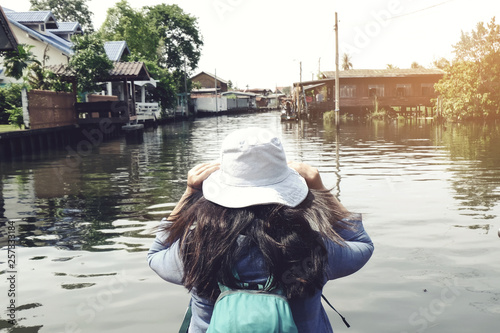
[1,116,500,249]
[1,113,500,332]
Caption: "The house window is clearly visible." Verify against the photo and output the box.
[368,84,384,97]
[421,83,434,96]
[396,84,411,97]
[340,85,356,98]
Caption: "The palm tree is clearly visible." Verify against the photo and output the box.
[386,64,399,69]
[3,44,39,80]
[342,53,353,70]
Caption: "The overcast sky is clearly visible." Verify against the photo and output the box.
[3,0,499,89]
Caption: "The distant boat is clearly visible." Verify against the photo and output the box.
[280,102,298,121]
[281,111,298,121]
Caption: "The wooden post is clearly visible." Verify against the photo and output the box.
[123,79,130,122]
[131,80,136,120]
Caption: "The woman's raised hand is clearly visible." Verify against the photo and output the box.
[288,162,327,190]
[186,162,220,194]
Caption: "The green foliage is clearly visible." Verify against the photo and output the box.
[99,0,159,61]
[0,84,23,124]
[29,0,94,32]
[100,1,202,72]
[433,57,450,70]
[100,1,203,108]
[435,17,500,120]
[27,62,72,92]
[6,106,24,129]
[139,58,178,109]
[2,44,39,80]
[144,3,203,72]
[69,33,113,94]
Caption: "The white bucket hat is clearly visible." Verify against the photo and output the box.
[202,127,308,208]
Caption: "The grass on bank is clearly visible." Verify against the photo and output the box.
[0,124,24,133]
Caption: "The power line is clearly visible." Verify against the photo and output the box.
[388,0,456,20]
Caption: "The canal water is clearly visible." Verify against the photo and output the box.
[1,111,499,332]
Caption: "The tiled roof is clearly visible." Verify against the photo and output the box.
[48,62,151,82]
[111,62,150,80]
[104,41,129,61]
[321,68,445,79]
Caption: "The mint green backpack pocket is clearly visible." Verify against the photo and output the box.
[206,284,298,333]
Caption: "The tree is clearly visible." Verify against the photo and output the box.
[29,0,94,32]
[341,53,353,70]
[100,1,203,72]
[69,33,113,94]
[432,57,450,70]
[435,17,500,120]
[2,44,38,80]
[144,4,203,73]
[99,0,159,61]
[100,1,204,108]
[386,64,399,69]
[411,61,424,69]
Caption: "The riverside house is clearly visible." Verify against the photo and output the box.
[294,68,445,117]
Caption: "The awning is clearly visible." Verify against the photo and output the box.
[301,83,326,91]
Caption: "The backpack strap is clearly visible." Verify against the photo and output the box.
[321,294,350,328]
[218,270,278,294]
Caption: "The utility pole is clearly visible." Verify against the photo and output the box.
[214,69,218,113]
[334,12,340,124]
[298,61,302,115]
[184,58,188,116]
[318,57,321,78]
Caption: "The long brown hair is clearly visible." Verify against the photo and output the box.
[162,189,352,301]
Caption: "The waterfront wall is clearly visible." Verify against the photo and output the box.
[0,122,121,160]
[28,90,76,130]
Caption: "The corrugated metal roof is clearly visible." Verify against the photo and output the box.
[321,68,445,79]
[104,41,129,62]
[7,18,73,55]
[191,71,228,84]
[221,91,257,97]
[47,22,81,33]
[5,11,55,24]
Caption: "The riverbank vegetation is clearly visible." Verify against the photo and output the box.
[0,0,203,125]
[435,17,500,121]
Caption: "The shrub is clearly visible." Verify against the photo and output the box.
[0,84,23,124]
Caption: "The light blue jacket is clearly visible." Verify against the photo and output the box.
[147,213,374,332]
